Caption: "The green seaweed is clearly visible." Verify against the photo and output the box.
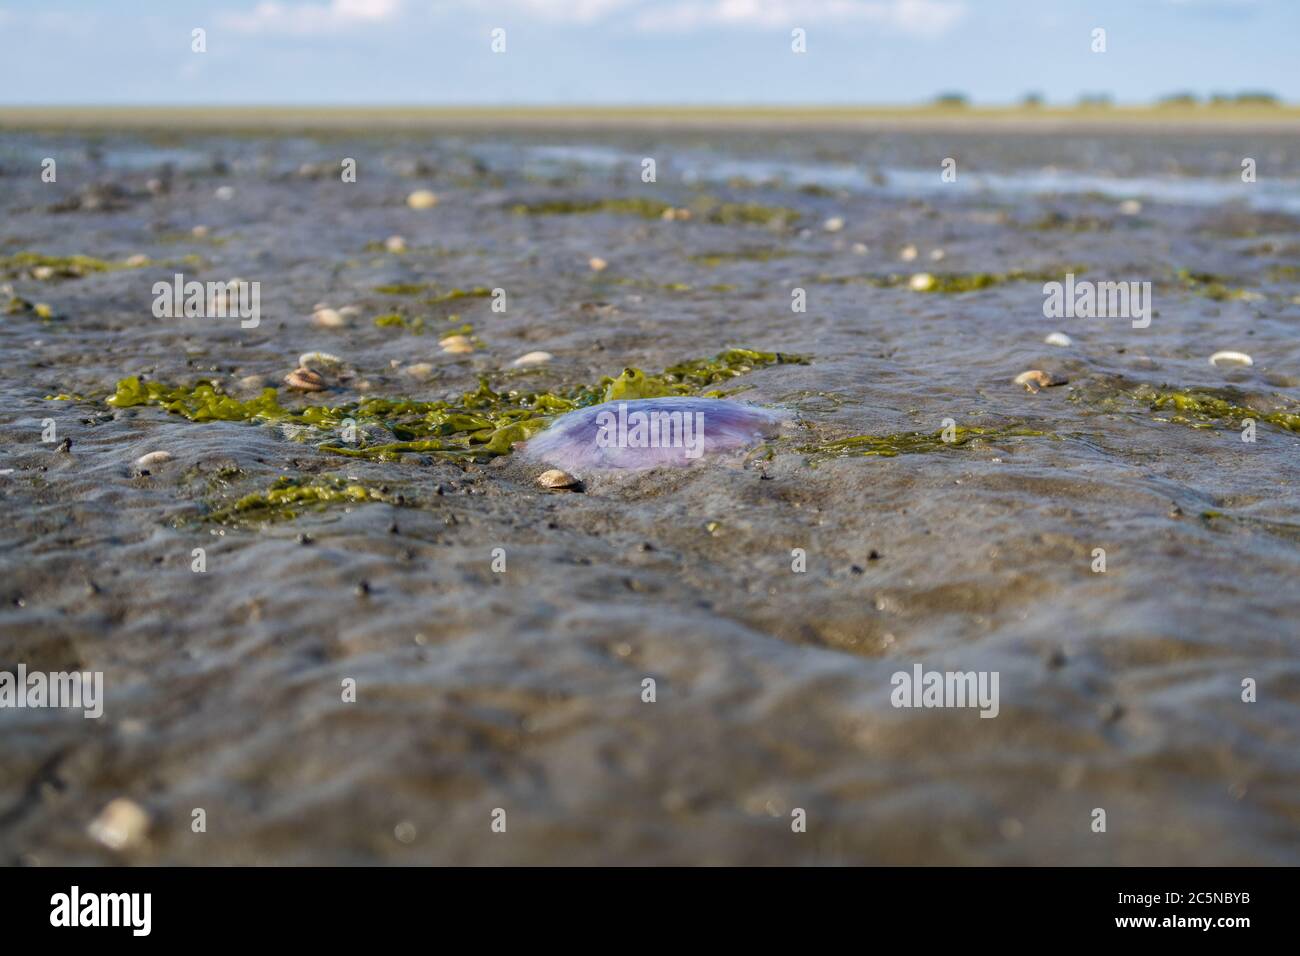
[0,252,122,279]
[1175,269,1261,302]
[374,282,432,295]
[802,424,1054,459]
[1133,385,1300,433]
[105,348,805,463]
[813,267,1086,293]
[690,248,790,267]
[205,475,400,525]
[511,196,798,227]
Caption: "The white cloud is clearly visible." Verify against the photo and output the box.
[636,0,967,35]
[503,0,642,24]
[222,0,403,35]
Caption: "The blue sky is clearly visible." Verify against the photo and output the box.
[0,0,1296,105]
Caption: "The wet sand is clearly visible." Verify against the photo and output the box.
[1,118,1298,864]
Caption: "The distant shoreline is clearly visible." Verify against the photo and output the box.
[2,104,1298,134]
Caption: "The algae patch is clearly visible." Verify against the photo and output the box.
[802,424,1054,459]
[106,348,806,463]
[204,475,402,525]
[512,196,798,227]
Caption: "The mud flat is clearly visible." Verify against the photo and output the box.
[1,117,1298,864]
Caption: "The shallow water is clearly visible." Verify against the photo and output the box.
[1,125,1298,865]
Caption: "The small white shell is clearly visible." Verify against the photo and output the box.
[298,351,343,372]
[537,469,582,490]
[87,798,150,851]
[512,351,553,367]
[384,235,407,253]
[1014,370,1055,393]
[134,451,173,468]
[406,189,438,210]
[909,273,935,292]
[823,216,845,232]
[312,308,346,328]
[1044,332,1073,347]
[899,245,919,262]
[440,335,474,354]
[1209,351,1253,367]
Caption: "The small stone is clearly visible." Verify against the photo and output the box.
[87,798,150,851]
[32,265,54,280]
[124,254,150,267]
[1209,350,1253,367]
[908,272,935,292]
[537,469,582,490]
[134,451,173,468]
[191,225,210,238]
[851,242,869,255]
[1118,199,1142,216]
[406,189,438,210]
[215,185,235,201]
[512,351,553,367]
[1044,332,1072,347]
[929,248,946,261]
[823,216,844,232]
[384,235,407,253]
[899,244,919,262]
[239,374,267,390]
[588,256,608,272]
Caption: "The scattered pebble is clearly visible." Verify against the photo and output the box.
[660,207,692,221]
[1209,350,1253,367]
[403,362,434,380]
[537,469,582,490]
[312,307,346,329]
[899,244,919,262]
[215,185,235,201]
[134,451,173,468]
[384,235,407,253]
[239,374,267,390]
[32,265,54,280]
[1044,332,1073,347]
[588,256,608,272]
[1014,369,1061,393]
[191,225,210,238]
[512,351,553,367]
[908,273,935,292]
[285,367,326,391]
[406,189,438,210]
[87,798,150,851]
[124,254,149,267]
[823,216,845,232]
[929,248,946,261]
[851,243,869,255]
[1118,199,1143,216]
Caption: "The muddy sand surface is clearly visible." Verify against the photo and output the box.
[1,125,1298,864]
